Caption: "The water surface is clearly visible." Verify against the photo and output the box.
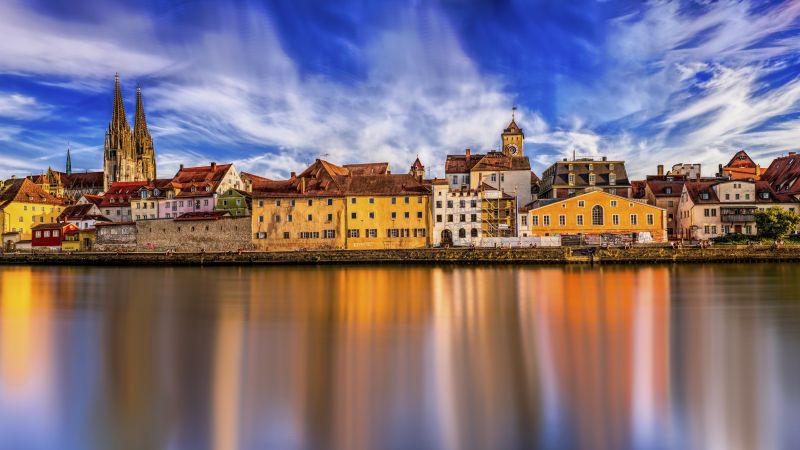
[0,264,799,450]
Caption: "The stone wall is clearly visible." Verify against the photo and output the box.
[94,223,137,252]
[136,216,253,252]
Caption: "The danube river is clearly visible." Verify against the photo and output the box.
[0,264,798,449]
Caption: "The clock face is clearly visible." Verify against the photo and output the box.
[506,144,518,155]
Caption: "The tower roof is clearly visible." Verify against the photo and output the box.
[411,157,424,170]
[134,84,150,136]
[111,73,129,129]
[503,118,523,135]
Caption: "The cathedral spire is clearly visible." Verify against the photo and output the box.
[134,83,149,136]
[66,144,72,175]
[112,72,128,129]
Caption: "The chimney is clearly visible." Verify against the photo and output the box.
[602,156,607,161]
[466,148,471,160]
[657,164,664,176]
[179,164,184,171]
[210,162,216,170]
[10,175,15,179]
[290,171,296,179]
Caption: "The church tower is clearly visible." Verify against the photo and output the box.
[501,107,524,158]
[103,73,157,191]
[133,84,157,181]
[65,145,72,175]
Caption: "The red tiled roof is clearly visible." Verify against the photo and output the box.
[725,150,757,169]
[58,203,96,222]
[32,222,76,231]
[530,171,540,183]
[343,162,390,176]
[410,158,424,170]
[95,221,135,227]
[445,153,485,173]
[762,153,800,195]
[645,178,685,197]
[81,194,104,206]
[0,178,63,209]
[169,163,232,197]
[100,181,149,207]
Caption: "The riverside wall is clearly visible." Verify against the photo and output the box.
[1,246,800,266]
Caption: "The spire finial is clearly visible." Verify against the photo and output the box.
[512,105,517,121]
[112,72,128,129]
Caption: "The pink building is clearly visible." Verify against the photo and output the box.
[159,162,243,219]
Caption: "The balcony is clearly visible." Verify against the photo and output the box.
[720,207,756,223]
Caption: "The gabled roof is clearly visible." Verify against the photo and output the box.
[644,178,685,198]
[410,158,424,170]
[169,163,232,197]
[502,118,523,136]
[100,181,149,207]
[445,153,485,173]
[80,194,104,206]
[725,150,757,169]
[32,222,77,231]
[682,180,720,204]
[58,203,98,222]
[541,159,631,188]
[0,178,63,209]
[343,173,430,195]
[240,172,272,190]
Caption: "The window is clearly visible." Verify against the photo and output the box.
[348,229,360,238]
[392,212,397,219]
[327,213,333,222]
[307,199,313,206]
[491,174,497,182]
[578,200,585,208]
[369,212,375,219]
[387,229,399,238]
[366,229,377,238]
[568,174,575,186]
[274,215,281,223]
[459,228,466,238]
[664,187,672,194]
[711,226,717,235]
[609,173,616,185]
[577,215,584,226]
[290,200,296,206]
[44,230,50,237]
[543,215,550,226]
[34,231,41,238]
[760,192,769,199]
[283,232,290,239]
[735,193,740,200]
[417,196,423,204]
[704,208,710,217]
[470,200,477,208]
[447,200,453,208]
[612,214,619,225]
[436,201,442,208]
[647,214,654,225]
[404,196,410,204]
[532,216,539,226]
[704,225,710,234]
[369,198,375,204]
[459,200,465,208]
[403,212,409,219]
[351,198,356,204]
[725,194,730,200]
[327,198,333,206]
[589,173,596,185]
[452,176,458,184]
[611,200,617,207]
[711,208,717,217]
[630,214,637,225]
[471,229,478,238]
[521,215,528,226]
[459,214,465,222]
[436,215,442,223]
[392,197,397,204]
[417,212,423,219]
[307,214,313,221]
[287,214,293,222]
[592,205,604,225]
[745,193,750,200]
[447,214,453,222]
[351,212,357,219]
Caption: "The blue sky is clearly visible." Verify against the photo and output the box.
[0,0,799,180]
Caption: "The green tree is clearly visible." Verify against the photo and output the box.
[754,207,800,240]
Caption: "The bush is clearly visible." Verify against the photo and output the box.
[754,207,800,240]
[711,233,755,245]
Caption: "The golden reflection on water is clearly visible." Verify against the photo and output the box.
[0,264,798,450]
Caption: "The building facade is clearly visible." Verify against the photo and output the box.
[100,181,148,222]
[521,190,667,243]
[719,150,763,181]
[136,213,252,252]
[160,163,243,219]
[216,189,252,217]
[676,179,799,240]
[31,222,77,251]
[0,178,65,241]
[103,74,157,190]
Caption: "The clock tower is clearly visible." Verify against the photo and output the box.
[501,108,524,157]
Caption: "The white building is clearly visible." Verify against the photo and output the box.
[676,179,800,240]
[432,180,482,246]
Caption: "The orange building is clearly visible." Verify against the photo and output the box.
[520,190,667,243]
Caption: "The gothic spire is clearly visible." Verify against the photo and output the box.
[134,83,149,136]
[66,144,72,175]
[111,72,129,129]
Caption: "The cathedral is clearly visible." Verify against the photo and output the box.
[104,73,157,191]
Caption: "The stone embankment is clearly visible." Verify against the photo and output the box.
[1,245,800,266]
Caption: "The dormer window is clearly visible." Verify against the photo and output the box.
[110,198,115,204]
[568,174,575,186]
[588,173,596,185]
[154,189,160,196]
[700,192,709,200]
[609,173,616,185]
[760,192,770,199]
[205,186,211,192]
[588,164,594,171]
[191,186,197,192]
[664,187,672,194]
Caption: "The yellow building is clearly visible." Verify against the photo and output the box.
[521,190,667,243]
[344,175,431,250]
[251,159,431,251]
[61,228,96,252]
[0,178,65,241]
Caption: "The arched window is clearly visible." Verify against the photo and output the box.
[470,228,478,238]
[458,228,466,238]
[592,205,604,225]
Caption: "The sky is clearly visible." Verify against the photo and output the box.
[0,0,799,181]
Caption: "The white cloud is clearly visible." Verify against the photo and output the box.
[0,93,51,120]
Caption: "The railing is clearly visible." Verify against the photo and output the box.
[721,215,755,223]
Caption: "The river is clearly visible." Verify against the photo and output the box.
[0,264,798,449]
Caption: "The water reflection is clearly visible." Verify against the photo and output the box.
[0,264,798,450]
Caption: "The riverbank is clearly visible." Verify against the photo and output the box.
[1,245,800,266]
